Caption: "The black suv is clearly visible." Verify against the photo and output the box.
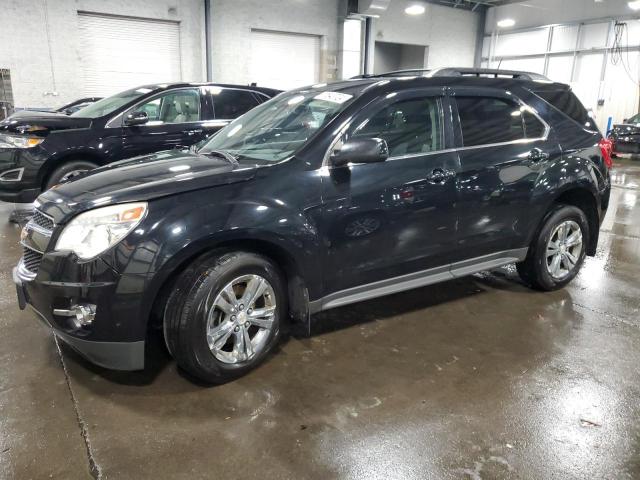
[0,83,280,203]
[14,68,611,383]
[608,112,640,155]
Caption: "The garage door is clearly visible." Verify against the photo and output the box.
[78,13,181,97]
[250,30,320,90]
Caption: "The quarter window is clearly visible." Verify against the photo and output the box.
[532,89,595,131]
[352,97,444,157]
[456,97,545,147]
[135,89,201,124]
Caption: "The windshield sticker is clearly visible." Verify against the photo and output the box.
[314,92,353,104]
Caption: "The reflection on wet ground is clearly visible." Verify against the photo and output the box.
[1,161,640,479]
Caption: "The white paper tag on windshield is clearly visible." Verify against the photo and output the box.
[314,91,353,104]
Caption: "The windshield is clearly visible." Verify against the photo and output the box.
[71,87,154,118]
[627,113,640,124]
[198,89,355,163]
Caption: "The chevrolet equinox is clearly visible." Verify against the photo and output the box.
[14,68,612,383]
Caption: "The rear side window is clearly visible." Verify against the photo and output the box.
[456,97,545,147]
[211,88,262,119]
[352,97,444,156]
[533,89,595,131]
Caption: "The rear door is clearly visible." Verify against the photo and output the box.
[451,88,561,259]
[121,87,208,158]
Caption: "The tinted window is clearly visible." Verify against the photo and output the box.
[523,111,546,138]
[353,97,443,156]
[533,89,595,131]
[136,89,200,124]
[212,88,262,119]
[456,97,529,147]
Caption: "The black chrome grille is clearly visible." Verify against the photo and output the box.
[22,247,43,274]
[31,210,55,231]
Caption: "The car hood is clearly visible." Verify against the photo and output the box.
[611,123,640,136]
[36,149,256,223]
[0,111,92,134]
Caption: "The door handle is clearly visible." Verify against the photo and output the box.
[528,148,549,162]
[185,129,203,135]
[426,168,455,184]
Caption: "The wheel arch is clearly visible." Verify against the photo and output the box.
[549,186,600,256]
[40,151,106,189]
[146,236,312,339]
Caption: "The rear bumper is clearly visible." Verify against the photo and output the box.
[13,262,147,371]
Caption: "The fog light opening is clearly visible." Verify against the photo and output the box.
[53,303,96,329]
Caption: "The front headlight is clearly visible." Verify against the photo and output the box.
[0,134,45,149]
[55,203,147,260]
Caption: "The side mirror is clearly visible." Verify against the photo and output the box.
[624,118,628,123]
[124,111,149,126]
[330,138,389,167]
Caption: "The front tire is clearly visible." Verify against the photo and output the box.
[45,160,99,189]
[517,204,589,291]
[164,251,286,384]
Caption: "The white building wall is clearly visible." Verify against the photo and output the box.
[209,0,340,85]
[486,0,639,34]
[0,0,205,109]
[484,0,640,130]
[374,2,479,69]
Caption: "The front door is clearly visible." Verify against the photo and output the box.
[121,87,208,158]
[320,90,460,293]
[451,89,562,259]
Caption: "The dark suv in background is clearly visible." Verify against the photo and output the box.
[0,83,280,203]
[14,68,611,384]
[608,112,640,156]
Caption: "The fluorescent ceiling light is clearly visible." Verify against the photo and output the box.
[629,1,640,10]
[405,4,426,15]
[497,18,516,28]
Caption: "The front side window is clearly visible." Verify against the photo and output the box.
[135,89,201,124]
[210,88,262,119]
[456,97,544,147]
[352,97,444,157]
[71,87,153,118]
[199,89,356,163]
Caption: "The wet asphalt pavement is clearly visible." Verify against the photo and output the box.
[1,160,639,479]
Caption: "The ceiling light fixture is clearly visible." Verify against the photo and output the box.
[629,1,640,10]
[405,4,426,15]
[497,18,516,28]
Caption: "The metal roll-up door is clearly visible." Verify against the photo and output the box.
[78,12,182,97]
[250,29,320,90]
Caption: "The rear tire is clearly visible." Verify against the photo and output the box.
[164,251,286,384]
[517,204,589,291]
[45,160,98,189]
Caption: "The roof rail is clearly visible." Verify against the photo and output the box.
[428,67,550,82]
[349,69,431,79]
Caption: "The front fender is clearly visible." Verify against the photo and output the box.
[101,188,323,337]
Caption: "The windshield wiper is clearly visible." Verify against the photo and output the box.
[202,149,239,166]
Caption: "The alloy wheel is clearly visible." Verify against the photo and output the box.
[205,274,276,364]
[60,169,88,183]
[546,220,583,280]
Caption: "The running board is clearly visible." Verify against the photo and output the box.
[309,248,528,314]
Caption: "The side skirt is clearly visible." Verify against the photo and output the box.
[308,248,528,314]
